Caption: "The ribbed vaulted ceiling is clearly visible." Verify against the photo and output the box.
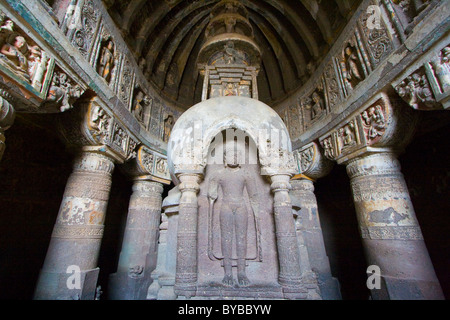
[104,0,360,109]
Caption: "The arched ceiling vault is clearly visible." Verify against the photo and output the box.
[105,0,360,109]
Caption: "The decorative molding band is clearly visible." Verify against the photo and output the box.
[51,224,104,239]
[360,226,424,241]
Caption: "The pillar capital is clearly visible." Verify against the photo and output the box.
[177,173,202,193]
[57,97,139,164]
[121,145,171,184]
[318,92,418,165]
[293,141,334,181]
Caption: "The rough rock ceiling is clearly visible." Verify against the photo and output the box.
[104,0,360,109]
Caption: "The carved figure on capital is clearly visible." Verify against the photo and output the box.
[45,69,84,112]
[395,69,436,110]
[321,136,335,161]
[89,104,111,143]
[361,104,386,142]
[338,121,358,150]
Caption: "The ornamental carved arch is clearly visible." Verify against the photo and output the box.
[167,96,296,183]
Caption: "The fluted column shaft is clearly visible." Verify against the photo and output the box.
[346,152,444,300]
[34,150,115,300]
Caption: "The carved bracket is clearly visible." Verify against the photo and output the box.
[57,97,139,164]
[393,44,450,110]
[293,141,333,181]
[318,92,417,164]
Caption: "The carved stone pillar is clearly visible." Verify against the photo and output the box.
[290,177,341,300]
[174,173,201,298]
[108,178,163,300]
[34,149,116,300]
[148,186,180,300]
[0,95,15,161]
[345,151,444,299]
[270,174,303,297]
[292,141,340,299]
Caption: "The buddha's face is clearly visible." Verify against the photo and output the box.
[224,150,240,168]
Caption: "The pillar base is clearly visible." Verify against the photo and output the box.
[34,267,99,300]
[108,272,150,300]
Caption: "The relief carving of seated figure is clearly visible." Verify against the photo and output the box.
[0,35,30,79]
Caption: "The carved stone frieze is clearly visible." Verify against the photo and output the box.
[323,59,342,110]
[43,66,85,112]
[318,92,415,164]
[0,10,54,95]
[394,66,438,110]
[338,37,367,95]
[118,56,133,105]
[299,79,328,131]
[357,3,394,69]
[57,97,141,163]
[63,0,101,59]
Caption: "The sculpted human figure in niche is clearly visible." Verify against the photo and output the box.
[163,113,174,143]
[343,44,364,90]
[207,148,259,287]
[97,38,115,83]
[311,91,324,119]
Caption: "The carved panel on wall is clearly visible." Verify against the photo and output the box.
[287,104,302,138]
[357,4,394,69]
[118,56,133,106]
[319,117,363,162]
[44,65,85,112]
[131,84,151,126]
[394,66,437,110]
[300,79,328,130]
[162,112,174,143]
[0,11,53,94]
[95,34,116,86]
[339,38,367,95]
[149,98,162,137]
[63,0,101,59]
[323,59,343,110]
